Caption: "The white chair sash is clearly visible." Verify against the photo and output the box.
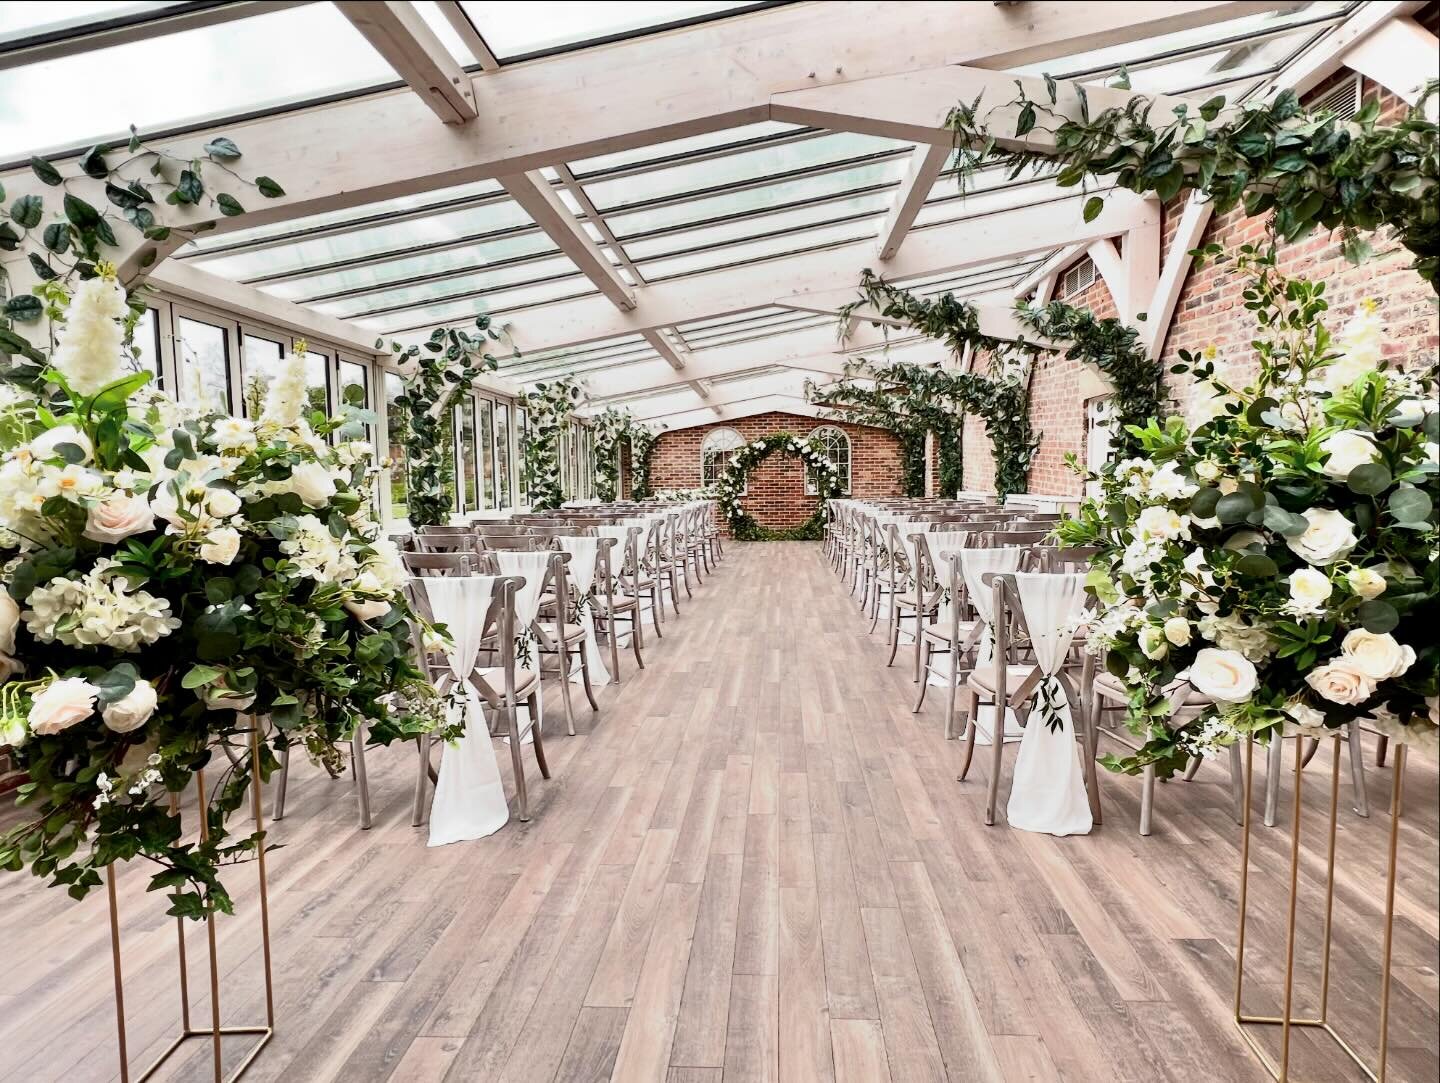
[1006,572,1092,837]
[555,536,612,686]
[418,575,509,846]
[961,546,1025,744]
[492,550,551,742]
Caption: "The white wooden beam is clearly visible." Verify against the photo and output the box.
[1254,1,1426,105]
[876,144,951,261]
[499,172,636,310]
[636,390,822,425]
[335,1,477,125]
[1121,210,1161,325]
[1140,195,1213,359]
[774,293,1050,346]
[642,328,689,370]
[1013,243,1085,300]
[1085,237,1128,313]
[434,0,499,69]
[1342,15,1440,116]
[501,191,1156,355]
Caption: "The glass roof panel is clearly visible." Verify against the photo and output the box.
[414,0,479,66]
[639,219,879,280]
[0,4,397,161]
[570,121,802,176]
[457,1,773,61]
[356,279,598,334]
[0,1,184,44]
[605,158,907,237]
[186,201,537,282]
[262,233,562,302]
[581,131,911,211]
[311,255,582,319]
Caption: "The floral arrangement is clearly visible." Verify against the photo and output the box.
[381,320,504,526]
[520,377,582,510]
[715,432,842,541]
[650,487,717,503]
[0,270,447,917]
[1061,249,1438,775]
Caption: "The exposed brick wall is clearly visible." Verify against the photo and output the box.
[647,411,904,529]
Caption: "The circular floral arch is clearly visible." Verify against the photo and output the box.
[715,431,843,541]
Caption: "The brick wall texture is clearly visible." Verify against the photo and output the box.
[645,411,905,529]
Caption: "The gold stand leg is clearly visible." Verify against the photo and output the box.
[1234,733,1407,1082]
[108,725,276,1082]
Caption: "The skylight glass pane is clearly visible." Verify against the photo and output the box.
[459,1,768,60]
[606,158,907,237]
[356,278,596,334]
[312,255,582,319]
[0,5,396,160]
[639,220,878,280]
[414,0,478,65]
[570,122,802,175]
[263,234,561,301]
[0,1,183,44]
[582,132,911,211]
[183,181,507,254]
[187,201,536,281]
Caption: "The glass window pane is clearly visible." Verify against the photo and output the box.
[311,255,581,319]
[0,6,396,161]
[439,404,458,513]
[516,407,529,505]
[456,395,478,512]
[0,2,185,44]
[239,333,284,418]
[176,315,230,412]
[571,122,802,176]
[339,359,370,410]
[639,219,877,280]
[356,277,595,334]
[132,307,161,388]
[494,403,512,508]
[385,372,408,520]
[459,1,767,61]
[477,398,496,509]
[299,348,330,417]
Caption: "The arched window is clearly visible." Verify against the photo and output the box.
[701,426,746,490]
[806,425,851,495]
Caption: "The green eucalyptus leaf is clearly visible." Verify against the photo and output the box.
[1347,462,1391,495]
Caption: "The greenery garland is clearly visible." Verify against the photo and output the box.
[379,322,502,526]
[946,77,1440,289]
[590,406,632,501]
[628,425,659,499]
[715,432,842,541]
[808,368,953,497]
[519,376,581,510]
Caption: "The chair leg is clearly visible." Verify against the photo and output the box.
[650,588,664,638]
[632,611,646,669]
[912,617,924,684]
[868,588,882,633]
[606,612,622,682]
[410,734,431,827]
[1182,755,1203,782]
[669,570,683,614]
[530,693,551,780]
[984,709,1005,826]
[1263,735,1283,827]
[1227,741,1245,825]
[957,706,977,781]
[579,645,599,712]
[1375,733,1389,767]
[556,650,577,737]
[943,651,959,740]
[352,727,371,831]
[508,702,530,822]
[1139,765,1156,836]
[272,741,291,822]
[912,641,931,712]
[1346,722,1369,818]
[886,610,903,667]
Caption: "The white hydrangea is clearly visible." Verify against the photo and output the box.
[279,514,357,583]
[1197,611,1273,662]
[50,274,129,396]
[23,558,180,651]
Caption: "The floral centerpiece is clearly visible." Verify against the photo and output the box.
[715,432,842,541]
[1061,249,1438,775]
[0,268,448,917]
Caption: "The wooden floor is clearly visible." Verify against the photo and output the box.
[2,542,1437,1083]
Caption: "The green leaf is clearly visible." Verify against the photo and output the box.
[215,193,245,217]
[1082,195,1104,223]
[256,176,285,198]
[29,157,63,186]
[41,222,69,254]
[1346,462,1391,495]
[1356,599,1399,634]
[77,145,109,179]
[10,193,43,228]
[3,294,42,321]
[1199,95,1225,122]
[1388,486,1432,524]
[1216,491,1255,524]
[62,193,101,229]
[203,137,242,160]
[1234,553,1279,578]
[94,665,137,706]
[1015,102,1036,137]
[176,170,203,204]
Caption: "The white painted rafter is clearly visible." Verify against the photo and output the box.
[876,144,952,261]
[335,1,477,124]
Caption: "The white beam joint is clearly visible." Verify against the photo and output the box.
[336,1,477,125]
[501,172,637,311]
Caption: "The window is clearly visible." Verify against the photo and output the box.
[516,406,530,505]
[175,314,231,412]
[295,344,331,417]
[701,426,745,489]
[477,398,496,508]
[385,372,408,520]
[494,402,513,508]
[1085,397,1116,500]
[806,426,851,495]
[456,395,479,513]
[132,307,162,388]
[239,333,285,418]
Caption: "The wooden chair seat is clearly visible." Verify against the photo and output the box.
[541,621,587,643]
[592,594,638,613]
[965,663,1042,697]
[474,666,541,705]
[921,619,980,644]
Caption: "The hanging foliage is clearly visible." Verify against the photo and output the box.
[809,367,949,497]
[715,431,843,541]
[379,321,503,526]
[628,425,660,499]
[946,78,1440,289]
[1013,300,1164,458]
[590,407,633,501]
[520,376,582,511]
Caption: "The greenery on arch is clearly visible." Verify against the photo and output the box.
[629,424,660,499]
[520,376,582,511]
[716,431,843,541]
[591,406,660,502]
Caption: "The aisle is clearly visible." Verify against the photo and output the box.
[0,543,1435,1082]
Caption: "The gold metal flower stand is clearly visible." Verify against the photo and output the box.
[106,727,275,1083]
[1234,732,1407,1082]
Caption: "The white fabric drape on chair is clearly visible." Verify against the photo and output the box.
[919,531,974,685]
[1007,572,1093,837]
[493,550,551,743]
[555,536,612,686]
[961,546,1025,744]
[420,575,510,846]
[595,526,658,636]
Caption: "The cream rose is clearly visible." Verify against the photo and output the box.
[345,597,392,622]
[1286,568,1333,614]
[102,679,158,733]
[1305,658,1376,706]
[1139,625,1168,660]
[1284,699,1328,731]
[199,526,241,565]
[1346,566,1387,599]
[1136,505,1189,542]
[205,488,242,519]
[1286,508,1357,566]
[28,676,100,735]
[29,425,93,463]
[1340,629,1416,681]
[0,592,18,655]
[1319,430,1381,479]
[288,462,337,508]
[1163,616,1192,647]
[1187,648,1258,702]
[82,492,156,544]
[0,714,25,749]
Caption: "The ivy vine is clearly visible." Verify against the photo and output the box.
[520,376,582,511]
[715,432,842,541]
[590,407,632,501]
[379,321,502,526]
[628,425,659,499]
[947,78,1440,289]
[808,368,954,497]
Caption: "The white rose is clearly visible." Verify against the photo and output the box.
[1340,629,1416,681]
[29,425,94,464]
[1136,505,1189,542]
[82,492,156,544]
[1389,398,1431,427]
[345,597,392,622]
[0,592,18,655]
[1286,508,1357,566]
[1319,353,1372,394]
[1284,699,1328,731]
[1305,658,1376,706]
[1286,568,1333,614]
[1345,567,1386,600]
[1138,625,1168,660]
[202,684,256,712]
[1423,441,1439,466]
[1319,430,1381,479]
[102,679,158,733]
[1163,616,1192,647]
[0,714,24,749]
[288,461,337,508]
[1187,648,1258,703]
[198,526,241,565]
[1194,461,1221,482]
[27,676,100,735]
[205,488,242,518]
[210,417,257,452]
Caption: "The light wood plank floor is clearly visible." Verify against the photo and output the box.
[1,542,1436,1082]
